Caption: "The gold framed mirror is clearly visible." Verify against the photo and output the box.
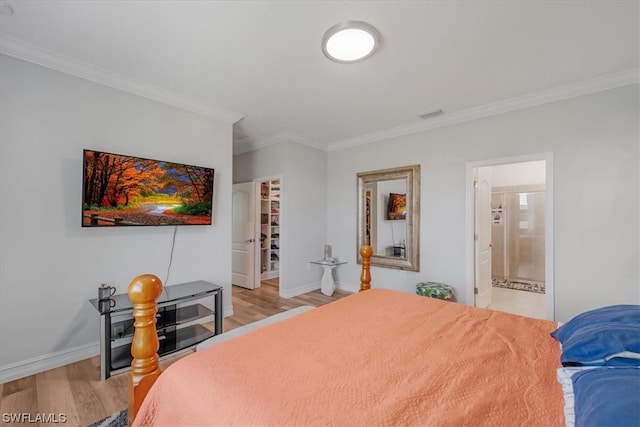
[357,165,420,271]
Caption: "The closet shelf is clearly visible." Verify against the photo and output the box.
[260,179,280,279]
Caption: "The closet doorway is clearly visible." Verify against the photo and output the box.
[232,177,281,290]
[467,154,554,320]
[259,179,280,282]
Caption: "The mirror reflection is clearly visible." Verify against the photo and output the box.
[357,165,420,271]
[364,179,407,257]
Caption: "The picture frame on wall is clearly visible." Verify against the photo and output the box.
[387,193,406,220]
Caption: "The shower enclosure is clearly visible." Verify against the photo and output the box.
[491,188,545,283]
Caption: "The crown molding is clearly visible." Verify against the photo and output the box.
[3,33,635,149]
[0,35,243,123]
[327,68,640,151]
[233,129,325,155]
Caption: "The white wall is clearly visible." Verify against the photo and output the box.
[234,141,328,296]
[491,160,546,187]
[327,85,639,322]
[0,55,234,382]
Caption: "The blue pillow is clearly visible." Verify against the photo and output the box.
[551,305,640,366]
[572,368,640,427]
[552,305,640,342]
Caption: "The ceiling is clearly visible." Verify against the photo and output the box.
[1,1,638,154]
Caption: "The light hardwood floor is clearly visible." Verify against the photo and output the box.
[0,280,351,426]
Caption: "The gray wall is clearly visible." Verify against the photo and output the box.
[326,85,639,322]
[234,141,328,296]
[0,55,234,381]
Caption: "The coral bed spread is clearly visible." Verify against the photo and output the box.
[133,289,564,426]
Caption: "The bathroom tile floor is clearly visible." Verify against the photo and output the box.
[487,286,546,320]
[492,278,545,293]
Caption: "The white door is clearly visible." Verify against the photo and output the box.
[232,182,258,289]
[475,167,492,308]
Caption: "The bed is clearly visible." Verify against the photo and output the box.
[126,246,640,426]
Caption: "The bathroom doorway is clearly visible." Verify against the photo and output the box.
[467,154,554,320]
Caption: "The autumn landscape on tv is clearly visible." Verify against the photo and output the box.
[82,150,214,226]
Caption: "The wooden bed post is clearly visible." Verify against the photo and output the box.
[359,245,373,291]
[127,274,163,426]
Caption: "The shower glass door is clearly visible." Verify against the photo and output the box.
[505,191,545,282]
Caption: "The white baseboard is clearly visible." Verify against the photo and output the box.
[224,304,234,318]
[280,281,320,298]
[337,281,359,293]
[280,281,360,298]
[0,342,100,384]
[1,305,235,383]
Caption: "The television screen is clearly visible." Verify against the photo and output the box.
[82,149,214,227]
[387,193,406,220]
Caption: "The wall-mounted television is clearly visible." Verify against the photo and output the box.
[387,193,406,220]
[82,149,214,227]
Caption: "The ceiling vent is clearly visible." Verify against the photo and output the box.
[418,109,444,120]
[0,1,14,16]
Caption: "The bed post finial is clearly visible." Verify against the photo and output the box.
[359,245,373,292]
[127,274,163,425]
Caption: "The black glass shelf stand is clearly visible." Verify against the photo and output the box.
[89,280,223,380]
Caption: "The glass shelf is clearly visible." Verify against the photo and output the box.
[110,324,214,371]
[89,280,220,314]
[89,280,223,380]
[111,303,213,339]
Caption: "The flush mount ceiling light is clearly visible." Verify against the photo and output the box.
[322,21,381,63]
